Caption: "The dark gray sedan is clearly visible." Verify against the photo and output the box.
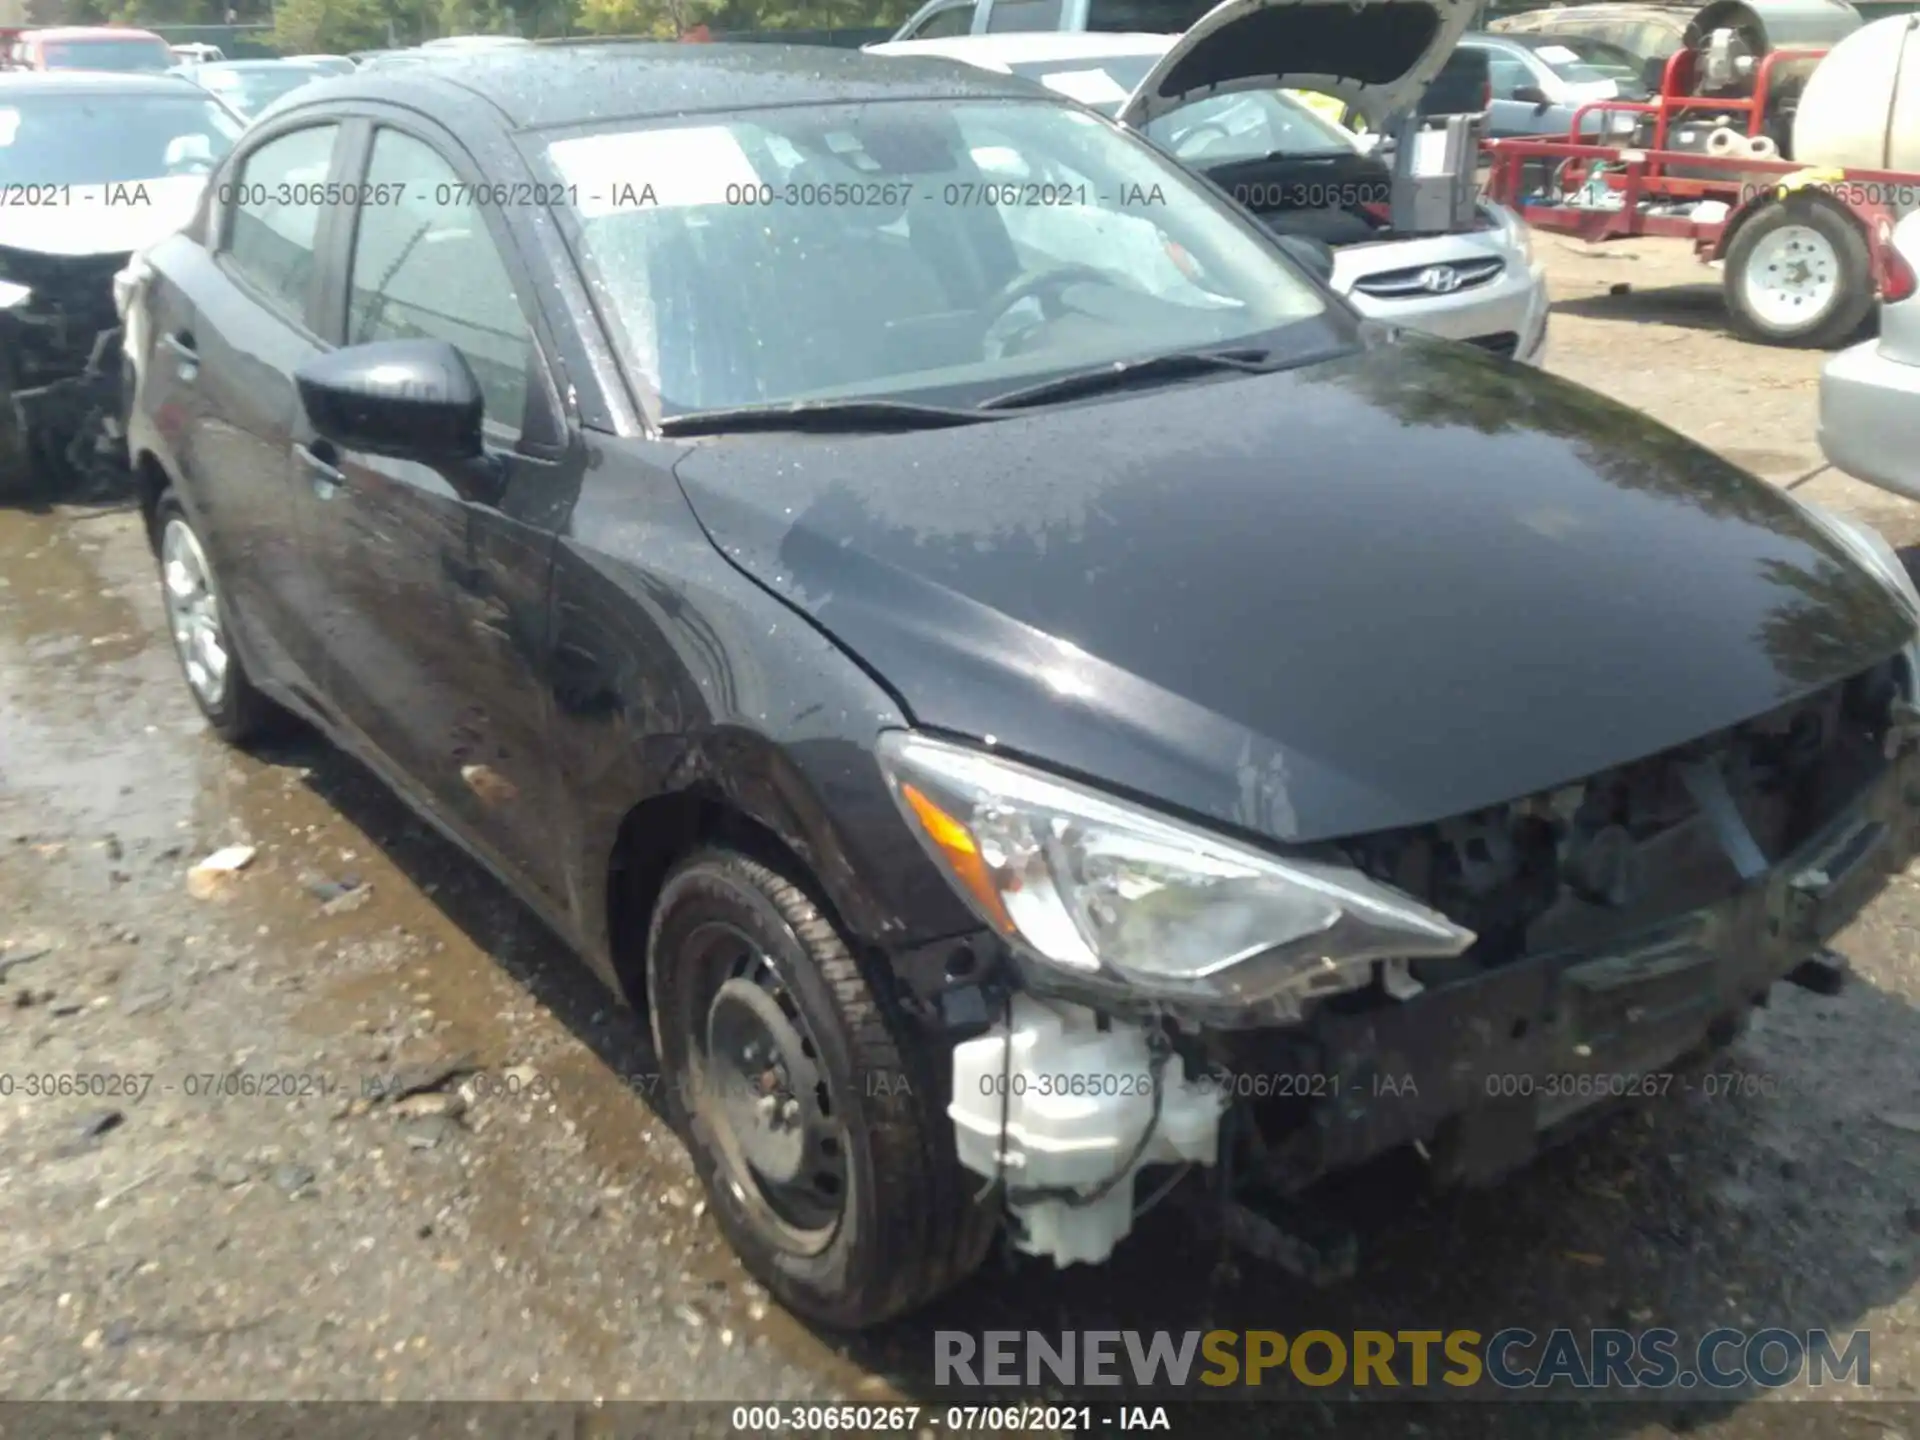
[118,38,1920,1330]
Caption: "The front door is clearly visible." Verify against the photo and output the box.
[299,120,572,908]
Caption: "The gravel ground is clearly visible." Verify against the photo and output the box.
[3,238,1920,1437]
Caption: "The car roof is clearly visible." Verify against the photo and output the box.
[871,31,1174,68]
[196,58,322,70]
[0,69,204,95]
[275,40,1047,132]
[24,26,168,40]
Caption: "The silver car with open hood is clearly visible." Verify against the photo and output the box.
[875,0,1549,362]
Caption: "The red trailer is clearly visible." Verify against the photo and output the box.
[1483,43,1919,347]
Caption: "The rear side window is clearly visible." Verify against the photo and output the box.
[983,0,1067,32]
[911,2,977,37]
[40,38,175,71]
[225,124,338,327]
[1080,0,1217,32]
[345,128,532,437]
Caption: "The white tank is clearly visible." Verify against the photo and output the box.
[948,994,1224,1267]
[1792,14,1920,172]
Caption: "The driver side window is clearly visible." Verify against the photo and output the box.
[346,128,532,440]
[226,124,339,327]
[1486,54,1534,101]
[910,3,975,38]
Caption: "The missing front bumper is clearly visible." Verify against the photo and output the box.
[1257,748,1920,1194]
[948,746,1920,1277]
[0,321,127,496]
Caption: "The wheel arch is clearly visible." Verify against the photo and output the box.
[597,725,958,1018]
[131,447,172,550]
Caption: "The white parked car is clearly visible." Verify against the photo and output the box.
[1819,210,1920,498]
[872,4,1549,364]
[0,71,241,492]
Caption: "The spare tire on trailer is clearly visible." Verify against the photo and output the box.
[1723,192,1874,347]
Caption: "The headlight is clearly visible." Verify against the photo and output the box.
[1800,503,1920,616]
[1797,501,1920,691]
[879,732,1474,1007]
[1486,202,1535,266]
[0,279,31,311]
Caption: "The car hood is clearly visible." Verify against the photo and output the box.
[0,174,205,259]
[1116,0,1480,131]
[670,340,1918,847]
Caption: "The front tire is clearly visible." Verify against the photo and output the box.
[647,847,996,1328]
[153,489,280,745]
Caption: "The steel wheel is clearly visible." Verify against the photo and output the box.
[1739,223,1841,331]
[646,848,999,1327]
[685,920,848,1255]
[1724,198,1873,349]
[161,515,230,710]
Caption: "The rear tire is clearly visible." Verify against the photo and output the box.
[153,490,282,746]
[1724,196,1874,349]
[647,847,997,1328]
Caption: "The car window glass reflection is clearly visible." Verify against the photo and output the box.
[226,123,338,326]
[0,95,240,187]
[545,100,1326,415]
[347,128,532,437]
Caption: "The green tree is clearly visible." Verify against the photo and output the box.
[271,0,387,54]
[576,0,694,36]
[435,0,520,34]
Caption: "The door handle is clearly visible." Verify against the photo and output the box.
[162,330,197,381]
[293,440,344,496]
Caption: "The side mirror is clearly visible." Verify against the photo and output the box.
[1512,84,1552,109]
[294,338,484,465]
[1274,232,1336,286]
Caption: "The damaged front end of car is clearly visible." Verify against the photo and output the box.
[884,628,1920,1282]
[0,244,130,500]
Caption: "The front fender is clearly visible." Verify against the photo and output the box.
[548,485,977,986]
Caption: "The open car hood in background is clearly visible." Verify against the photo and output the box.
[1116,0,1480,130]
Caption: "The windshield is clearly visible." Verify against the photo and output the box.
[541,98,1331,417]
[1002,54,1358,161]
[1523,37,1650,93]
[0,92,241,185]
[41,38,176,72]
[198,65,324,116]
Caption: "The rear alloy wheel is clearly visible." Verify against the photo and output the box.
[1725,197,1874,348]
[647,847,997,1328]
[154,491,280,745]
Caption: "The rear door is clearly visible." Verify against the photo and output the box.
[299,113,574,906]
[150,117,345,704]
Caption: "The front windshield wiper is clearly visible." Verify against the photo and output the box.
[656,398,1005,437]
[977,347,1281,413]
